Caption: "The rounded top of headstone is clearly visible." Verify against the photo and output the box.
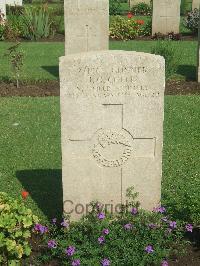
[60,50,165,64]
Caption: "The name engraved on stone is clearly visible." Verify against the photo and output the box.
[77,66,148,75]
[63,64,161,99]
[92,129,133,168]
[64,84,160,99]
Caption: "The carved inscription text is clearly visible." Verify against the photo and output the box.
[64,65,161,99]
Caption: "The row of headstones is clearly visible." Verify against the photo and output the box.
[0,0,199,35]
[131,0,200,35]
[60,0,165,220]
[0,0,22,17]
[64,0,199,54]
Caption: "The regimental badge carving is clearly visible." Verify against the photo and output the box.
[92,129,133,167]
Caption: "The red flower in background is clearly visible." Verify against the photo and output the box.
[127,12,133,19]
[21,190,29,200]
[136,19,144,25]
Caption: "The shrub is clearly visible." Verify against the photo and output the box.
[35,188,188,266]
[110,16,145,40]
[131,2,152,16]
[0,11,6,40]
[6,4,25,16]
[151,41,180,78]
[4,42,25,88]
[180,0,193,15]
[152,32,181,41]
[184,8,199,34]
[3,15,24,41]
[21,5,54,40]
[50,4,64,16]
[0,192,38,265]
[4,16,21,41]
[139,18,152,36]
[109,0,121,15]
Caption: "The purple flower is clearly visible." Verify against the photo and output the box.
[101,258,110,266]
[185,224,193,232]
[102,228,109,235]
[124,223,133,230]
[169,221,177,229]
[61,220,69,228]
[98,236,105,244]
[145,245,154,254]
[161,260,168,266]
[52,218,57,224]
[131,207,138,215]
[34,224,48,234]
[47,240,57,249]
[65,246,76,256]
[72,259,80,266]
[148,223,157,229]
[153,206,166,214]
[97,212,105,220]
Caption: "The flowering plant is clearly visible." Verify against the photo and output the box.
[131,2,152,16]
[35,188,189,266]
[110,15,147,40]
[0,192,38,265]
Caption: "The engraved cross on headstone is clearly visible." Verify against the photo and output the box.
[69,104,156,203]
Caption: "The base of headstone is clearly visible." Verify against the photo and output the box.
[152,0,181,35]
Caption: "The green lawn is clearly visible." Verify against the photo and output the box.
[0,40,198,81]
[0,96,199,223]
[0,97,61,221]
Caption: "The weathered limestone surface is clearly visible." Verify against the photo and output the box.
[152,0,181,35]
[64,0,109,55]
[192,0,200,9]
[6,0,22,6]
[0,0,6,16]
[60,50,165,220]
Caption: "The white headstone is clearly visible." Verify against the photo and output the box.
[192,0,200,9]
[198,14,200,82]
[6,0,22,6]
[0,0,6,17]
[60,50,165,220]
[152,0,181,35]
[64,0,109,55]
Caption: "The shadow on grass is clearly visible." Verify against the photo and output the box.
[186,228,200,249]
[41,66,59,78]
[16,169,63,221]
[177,65,196,81]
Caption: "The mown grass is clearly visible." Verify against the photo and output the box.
[0,96,199,223]
[0,97,61,221]
[0,40,198,81]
